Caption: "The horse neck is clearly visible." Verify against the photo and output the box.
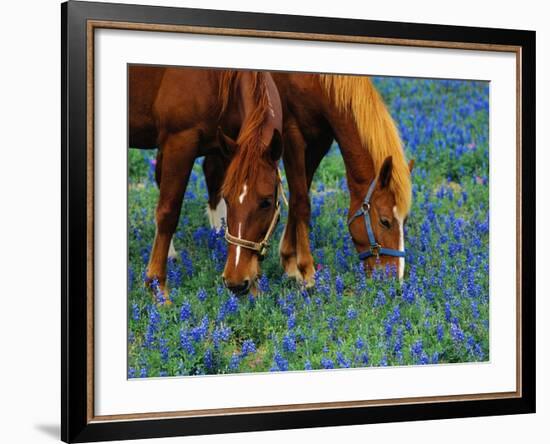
[234,72,281,147]
[327,111,376,206]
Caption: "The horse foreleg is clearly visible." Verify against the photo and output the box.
[153,148,178,259]
[146,129,199,300]
[202,153,227,230]
[281,124,315,287]
[279,211,298,279]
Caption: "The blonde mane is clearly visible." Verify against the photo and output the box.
[219,71,273,201]
[320,74,412,217]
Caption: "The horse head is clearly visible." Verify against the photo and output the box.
[218,128,283,295]
[348,156,414,279]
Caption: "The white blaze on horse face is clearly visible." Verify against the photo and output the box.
[206,199,227,231]
[235,223,242,269]
[393,206,405,280]
[238,183,248,204]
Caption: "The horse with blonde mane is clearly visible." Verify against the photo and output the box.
[204,72,413,289]
[129,66,282,298]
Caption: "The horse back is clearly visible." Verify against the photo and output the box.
[128,65,166,148]
[153,68,222,141]
[129,66,226,149]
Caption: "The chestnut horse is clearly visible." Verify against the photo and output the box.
[129,66,282,297]
[204,72,412,288]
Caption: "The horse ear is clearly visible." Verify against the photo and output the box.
[379,156,393,189]
[269,129,283,162]
[216,127,237,157]
[408,159,415,173]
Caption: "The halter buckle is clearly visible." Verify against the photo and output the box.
[362,202,371,212]
[370,243,381,258]
[258,243,268,261]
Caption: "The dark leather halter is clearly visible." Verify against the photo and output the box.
[224,169,287,260]
[347,175,406,260]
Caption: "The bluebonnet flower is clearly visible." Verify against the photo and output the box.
[196,288,207,302]
[179,301,192,322]
[212,326,231,349]
[258,275,270,293]
[336,250,348,272]
[217,294,239,321]
[374,291,386,307]
[190,316,209,342]
[204,348,214,370]
[384,318,394,339]
[128,266,135,292]
[321,357,334,369]
[445,302,452,322]
[327,316,338,332]
[355,264,367,293]
[402,285,415,304]
[450,322,465,343]
[411,339,423,357]
[346,307,358,320]
[287,313,296,330]
[131,303,140,321]
[241,339,256,357]
[159,337,169,362]
[180,249,194,277]
[272,351,289,371]
[471,300,480,319]
[282,333,297,353]
[144,304,161,348]
[150,278,167,305]
[179,330,195,355]
[335,275,345,300]
[394,327,404,355]
[304,360,312,370]
[336,352,351,368]
[437,324,444,341]
[229,353,241,371]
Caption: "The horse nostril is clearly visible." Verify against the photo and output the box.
[226,280,250,295]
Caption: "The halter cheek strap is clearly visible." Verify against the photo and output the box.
[224,168,287,260]
[347,176,406,260]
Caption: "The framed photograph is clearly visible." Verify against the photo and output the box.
[62,1,535,442]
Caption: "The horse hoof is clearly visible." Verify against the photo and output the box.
[303,277,315,288]
[282,256,300,279]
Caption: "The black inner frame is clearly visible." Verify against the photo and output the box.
[61,1,536,442]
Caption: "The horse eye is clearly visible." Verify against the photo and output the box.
[259,198,272,209]
[380,218,392,229]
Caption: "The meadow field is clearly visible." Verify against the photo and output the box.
[127,77,490,377]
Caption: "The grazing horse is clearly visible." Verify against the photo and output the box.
[129,66,282,297]
[204,72,412,287]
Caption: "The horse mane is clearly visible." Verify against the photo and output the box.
[319,74,412,217]
[219,71,273,201]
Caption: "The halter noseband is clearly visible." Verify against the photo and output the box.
[347,176,406,261]
[225,168,288,260]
